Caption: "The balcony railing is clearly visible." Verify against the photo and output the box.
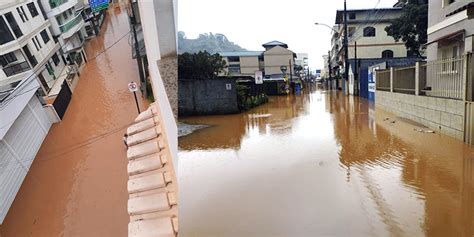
[59,12,83,33]
[3,61,31,77]
[49,0,67,8]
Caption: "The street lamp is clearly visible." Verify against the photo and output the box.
[314,22,338,35]
[314,22,338,90]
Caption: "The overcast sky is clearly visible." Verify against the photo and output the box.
[178,0,398,70]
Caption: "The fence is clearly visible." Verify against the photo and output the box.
[376,53,473,101]
[423,57,465,100]
[375,69,390,91]
[393,65,416,94]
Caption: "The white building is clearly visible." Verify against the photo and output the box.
[0,0,65,94]
[0,0,70,224]
[39,0,87,71]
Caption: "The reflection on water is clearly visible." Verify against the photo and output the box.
[179,87,474,236]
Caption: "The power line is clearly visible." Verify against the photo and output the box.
[0,30,131,111]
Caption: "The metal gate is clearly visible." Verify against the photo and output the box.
[53,80,72,119]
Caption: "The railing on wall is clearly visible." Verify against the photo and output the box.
[393,65,416,94]
[376,53,473,101]
[424,57,465,100]
[375,69,390,91]
[59,12,83,33]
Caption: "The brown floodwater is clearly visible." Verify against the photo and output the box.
[0,4,148,236]
[179,86,474,237]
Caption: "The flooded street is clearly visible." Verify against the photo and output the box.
[179,87,474,236]
[0,4,147,237]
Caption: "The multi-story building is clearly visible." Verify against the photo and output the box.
[426,0,473,61]
[331,7,420,98]
[220,41,296,78]
[0,0,63,223]
[0,0,64,94]
[39,0,87,68]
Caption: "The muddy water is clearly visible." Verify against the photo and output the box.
[0,4,148,237]
[179,87,474,236]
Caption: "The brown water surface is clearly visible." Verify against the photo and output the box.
[0,4,147,236]
[179,87,474,237]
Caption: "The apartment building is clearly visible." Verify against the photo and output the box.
[39,0,87,68]
[426,0,474,61]
[0,0,63,224]
[331,7,421,98]
[220,41,296,78]
[0,0,64,94]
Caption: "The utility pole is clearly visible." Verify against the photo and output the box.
[328,51,332,90]
[129,1,147,97]
[354,41,358,95]
[343,0,349,93]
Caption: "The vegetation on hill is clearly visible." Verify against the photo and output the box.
[178,32,247,54]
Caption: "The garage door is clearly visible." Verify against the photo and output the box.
[0,95,52,224]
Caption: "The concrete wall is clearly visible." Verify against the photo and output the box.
[179,79,239,116]
[137,0,177,170]
[376,90,465,140]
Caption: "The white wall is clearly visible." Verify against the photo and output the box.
[137,0,177,170]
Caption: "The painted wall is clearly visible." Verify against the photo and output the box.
[178,79,239,116]
[263,46,294,75]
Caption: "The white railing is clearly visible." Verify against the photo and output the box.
[424,57,465,100]
[375,53,473,101]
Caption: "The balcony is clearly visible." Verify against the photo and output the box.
[49,0,67,8]
[3,61,31,77]
[59,12,84,39]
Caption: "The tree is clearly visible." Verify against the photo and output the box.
[385,0,428,57]
[178,51,227,79]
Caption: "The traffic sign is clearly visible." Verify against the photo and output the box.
[128,81,138,92]
[89,0,109,12]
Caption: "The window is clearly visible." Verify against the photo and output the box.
[382,50,394,58]
[56,16,62,25]
[5,12,23,38]
[62,11,68,21]
[348,27,356,37]
[363,27,376,37]
[40,29,50,44]
[0,52,18,67]
[27,2,39,17]
[349,13,356,20]
[68,8,73,16]
[16,6,28,22]
[227,56,240,62]
[32,36,41,50]
[228,64,240,74]
[52,53,60,66]
[0,17,15,45]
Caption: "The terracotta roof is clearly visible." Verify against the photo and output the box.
[126,102,178,237]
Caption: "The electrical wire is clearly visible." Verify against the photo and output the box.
[0,30,131,111]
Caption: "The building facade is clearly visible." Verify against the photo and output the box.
[220,41,297,78]
[39,0,87,69]
[426,0,474,61]
[0,0,64,95]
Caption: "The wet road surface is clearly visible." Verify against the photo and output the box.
[0,4,148,236]
[179,87,474,237]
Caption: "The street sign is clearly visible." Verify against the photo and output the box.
[89,0,109,12]
[255,71,263,84]
[128,81,138,92]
